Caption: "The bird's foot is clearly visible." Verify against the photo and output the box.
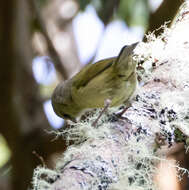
[116,102,132,118]
[113,103,133,124]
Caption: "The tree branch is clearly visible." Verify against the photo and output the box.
[29,0,69,80]
[33,2,189,190]
[146,0,183,36]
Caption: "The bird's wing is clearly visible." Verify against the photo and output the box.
[72,57,116,88]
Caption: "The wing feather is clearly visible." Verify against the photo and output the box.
[72,57,115,88]
[71,57,116,107]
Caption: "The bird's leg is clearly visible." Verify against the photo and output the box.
[92,99,111,127]
[113,104,132,125]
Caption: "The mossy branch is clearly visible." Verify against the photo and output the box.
[33,2,189,190]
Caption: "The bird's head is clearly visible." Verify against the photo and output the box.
[51,80,80,122]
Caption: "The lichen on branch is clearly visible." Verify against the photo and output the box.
[32,2,189,190]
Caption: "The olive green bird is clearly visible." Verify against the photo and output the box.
[52,42,138,122]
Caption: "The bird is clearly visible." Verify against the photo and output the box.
[51,42,138,122]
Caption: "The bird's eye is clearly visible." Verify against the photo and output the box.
[61,113,70,119]
[60,112,76,122]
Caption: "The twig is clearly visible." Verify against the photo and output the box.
[30,0,69,79]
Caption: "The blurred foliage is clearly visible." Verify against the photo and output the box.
[117,0,149,27]
[36,0,49,8]
[35,0,151,29]
[78,0,150,28]
[0,135,11,168]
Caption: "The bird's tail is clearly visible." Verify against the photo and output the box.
[113,42,139,77]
